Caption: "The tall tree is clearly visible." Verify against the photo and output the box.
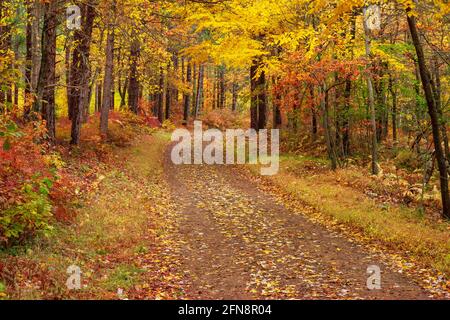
[69,0,97,145]
[406,6,449,219]
[183,61,192,125]
[128,36,140,114]
[363,6,379,175]
[100,1,116,134]
[250,59,267,130]
[34,0,59,141]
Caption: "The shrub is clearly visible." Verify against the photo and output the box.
[202,109,243,130]
[0,177,54,245]
[0,117,58,247]
[162,120,176,131]
[395,149,421,171]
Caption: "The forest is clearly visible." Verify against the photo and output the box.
[0,0,449,300]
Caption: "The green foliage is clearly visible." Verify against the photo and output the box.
[0,176,55,246]
[0,120,24,151]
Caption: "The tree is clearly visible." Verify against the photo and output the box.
[100,0,116,135]
[34,0,59,141]
[69,0,97,145]
[128,36,140,114]
[406,5,449,219]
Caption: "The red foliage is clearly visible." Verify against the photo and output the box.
[0,120,52,210]
[273,52,364,116]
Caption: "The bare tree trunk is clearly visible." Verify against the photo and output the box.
[183,62,191,125]
[363,7,379,175]
[271,77,282,129]
[118,77,127,109]
[34,0,58,142]
[258,70,267,130]
[309,86,318,141]
[0,1,4,112]
[232,82,238,112]
[157,66,164,123]
[322,85,337,170]
[219,67,225,109]
[128,37,140,114]
[189,64,195,113]
[70,1,96,145]
[194,64,204,118]
[407,9,449,219]
[433,56,449,162]
[342,12,357,155]
[100,18,115,134]
[212,67,217,110]
[95,82,102,112]
[31,0,41,92]
[250,59,267,130]
[389,75,398,142]
[24,0,33,105]
[165,64,171,120]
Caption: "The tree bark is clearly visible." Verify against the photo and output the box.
[250,59,267,130]
[363,7,379,175]
[183,62,192,125]
[194,64,204,118]
[165,64,171,120]
[34,0,58,142]
[100,19,115,134]
[407,9,449,218]
[389,75,398,142]
[219,67,225,109]
[232,82,238,112]
[157,66,164,123]
[322,85,338,170]
[128,37,140,114]
[24,0,34,108]
[69,1,96,145]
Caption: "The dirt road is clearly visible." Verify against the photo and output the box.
[164,145,431,300]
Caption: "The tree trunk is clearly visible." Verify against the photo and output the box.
[342,12,356,155]
[322,85,337,170]
[119,77,127,109]
[165,65,171,120]
[407,9,449,219]
[24,0,33,103]
[128,37,140,114]
[309,86,318,141]
[219,67,225,109]
[271,77,282,129]
[183,62,192,125]
[69,1,96,145]
[232,82,238,112]
[363,7,379,175]
[192,64,197,113]
[250,59,267,130]
[95,82,102,112]
[34,0,58,141]
[157,66,164,123]
[194,64,204,118]
[100,20,115,135]
[433,56,449,162]
[212,67,217,110]
[65,38,71,118]
[389,75,398,142]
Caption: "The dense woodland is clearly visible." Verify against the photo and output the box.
[0,0,449,297]
[0,0,450,300]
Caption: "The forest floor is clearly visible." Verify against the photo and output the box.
[1,131,449,300]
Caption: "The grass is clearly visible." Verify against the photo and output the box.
[248,153,450,278]
[102,264,146,291]
[0,131,175,299]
